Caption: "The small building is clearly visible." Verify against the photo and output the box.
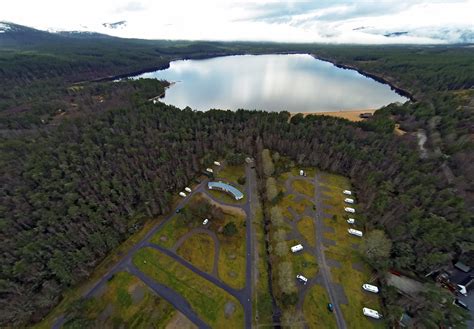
[184,187,192,193]
[179,192,186,198]
[213,161,221,166]
[450,265,473,296]
[343,190,352,195]
[344,207,355,213]
[208,181,244,200]
[348,228,363,237]
[344,198,354,204]
[291,244,304,253]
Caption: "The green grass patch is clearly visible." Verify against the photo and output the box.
[216,210,247,290]
[303,284,337,329]
[292,252,318,279]
[62,272,176,328]
[291,179,315,198]
[150,213,198,249]
[133,248,244,328]
[278,194,313,220]
[319,172,384,329]
[215,164,246,186]
[177,233,215,274]
[297,216,316,246]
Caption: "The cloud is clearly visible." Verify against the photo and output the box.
[1,0,473,43]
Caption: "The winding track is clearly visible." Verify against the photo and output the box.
[52,164,255,329]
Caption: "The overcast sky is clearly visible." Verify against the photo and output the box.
[1,0,473,43]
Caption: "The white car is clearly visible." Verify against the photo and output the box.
[362,284,379,294]
[347,218,355,224]
[363,307,382,319]
[343,190,352,195]
[202,218,209,225]
[296,274,308,284]
[344,207,355,213]
[344,198,354,204]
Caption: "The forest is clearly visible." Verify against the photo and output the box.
[0,26,473,327]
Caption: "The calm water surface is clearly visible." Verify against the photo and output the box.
[135,54,407,112]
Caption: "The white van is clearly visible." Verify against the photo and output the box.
[206,168,214,173]
[179,192,187,198]
[347,218,355,224]
[363,307,382,319]
[344,198,354,204]
[362,284,379,294]
[214,161,221,166]
[344,207,355,213]
[185,187,192,193]
[343,190,352,195]
[348,229,363,237]
[296,274,308,284]
[291,244,304,253]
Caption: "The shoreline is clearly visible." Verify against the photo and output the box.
[291,109,377,122]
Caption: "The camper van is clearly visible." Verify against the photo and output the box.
[343,190,352,195]
[348,228,363,237]
[347,218,355,224]
[179,192,187,198]
[206,168,214,173]
[344,207,355,213]
[363,307,382,319]
[202,218,209,226]
[362,284,379,294]
[185,187,192,193]
[291,244,304,253]
[299,170,304,176]
[296,274,308,284]
[213,161,221,166]
[344,198,354,204]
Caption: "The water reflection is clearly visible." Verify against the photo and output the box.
[136,54,407,112]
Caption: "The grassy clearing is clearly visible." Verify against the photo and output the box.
[279,194,313,220]
[215,164,246,186]
[177,233,215,274]
[303,284,337,329]
[215,210,247,290]
[290,167,317,178]
[62,271,176,328]
[319,172,384,329]
[292,179,315,198]
[35,213,171,329]
[292,251,318,279]
[208,188,247,205]
[133,248,244,328]
[297,216,316,246]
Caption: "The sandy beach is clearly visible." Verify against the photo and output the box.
[292,109,377,122]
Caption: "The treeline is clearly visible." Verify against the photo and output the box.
[1,97,472,326]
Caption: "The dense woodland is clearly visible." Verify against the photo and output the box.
[0,24,473,326]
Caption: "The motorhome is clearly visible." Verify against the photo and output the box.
[344,198,354,204]
[213,161,221,166]
[299,169,304,176]
[347,218,355,224]
[363,307,382,319]
[348,228,363,237]
[362,284,379,294]
[343,190,352,195]
[179,192,186,198]
[184,187,192,193]
[344,207,355,213]
[206,168,213,173]
[296,274,308,284]
[291,244,304,253]
[202,218,209,226]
